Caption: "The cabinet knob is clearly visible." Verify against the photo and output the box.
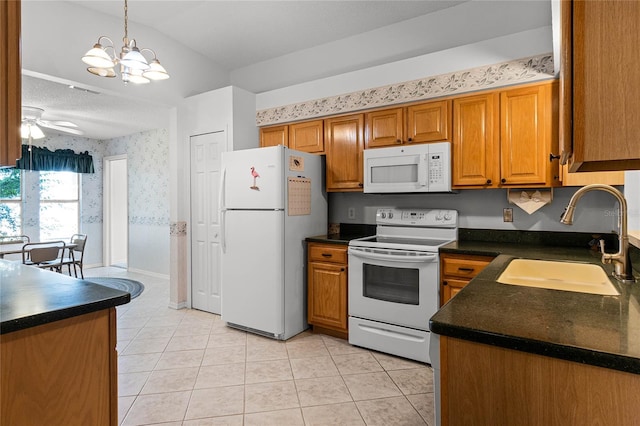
[340,268,345,272]
[407,138,413,143]
[358,183,363,187]
[486,179,492,184]
[501,178,507,183]
[549,153,561,162]
[443,281,448,286]
[396,139,402,144]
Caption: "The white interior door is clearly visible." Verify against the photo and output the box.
[103,154,128,268]
[190,131,226,314]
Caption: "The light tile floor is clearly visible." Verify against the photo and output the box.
[84,267,435,425]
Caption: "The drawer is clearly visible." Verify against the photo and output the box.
[441,255,493,280]
[308,243,347,264]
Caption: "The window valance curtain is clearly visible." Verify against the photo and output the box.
[15,145,95,174]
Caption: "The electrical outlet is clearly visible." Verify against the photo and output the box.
[348,207,356,219]
[503,208,513,222]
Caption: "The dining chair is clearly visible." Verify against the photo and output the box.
[61,234,88,278]
[0,235,30,244]
[22,241,65,272]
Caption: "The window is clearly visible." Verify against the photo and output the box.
[0,168,22,236]
[39,171,79,241]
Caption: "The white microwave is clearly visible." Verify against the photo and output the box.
[363,142,451,193]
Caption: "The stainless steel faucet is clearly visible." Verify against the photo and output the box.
[560,184,635,283]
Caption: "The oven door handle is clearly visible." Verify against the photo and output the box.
[349,247,437,263]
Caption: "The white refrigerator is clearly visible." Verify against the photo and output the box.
[219,145,327,340]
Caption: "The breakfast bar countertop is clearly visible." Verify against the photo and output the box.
[432,238,640,374]
[0,259,130,334]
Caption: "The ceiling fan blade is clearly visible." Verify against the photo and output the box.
[39,122,84,136]
[39,119,79,128]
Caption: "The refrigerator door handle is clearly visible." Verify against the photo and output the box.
[221,209,226,253]
[219,167,227,253]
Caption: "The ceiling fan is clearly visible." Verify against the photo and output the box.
[21,106,84,139]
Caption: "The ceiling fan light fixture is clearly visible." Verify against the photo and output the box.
[143,59,170,80]
[21,122,46,140]
[81,43,115,68]
[81,0,168,84]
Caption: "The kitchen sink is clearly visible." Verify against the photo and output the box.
[497,259,619,296]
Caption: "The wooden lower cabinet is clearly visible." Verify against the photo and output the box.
[1,308,118,425]
[439,336,640,426]
[440,253,494,306]
[307,242,348,339]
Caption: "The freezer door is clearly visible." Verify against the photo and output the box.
[221,210,284,336]
[221,146,284,210]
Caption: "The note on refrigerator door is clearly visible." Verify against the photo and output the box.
[288,177,311,215]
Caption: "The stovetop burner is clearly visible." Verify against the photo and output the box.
[349,208,458,252]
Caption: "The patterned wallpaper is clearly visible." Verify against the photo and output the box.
[256,54,555,126]
[106,128,170,227]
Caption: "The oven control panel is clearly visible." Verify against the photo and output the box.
[376,208,458,227]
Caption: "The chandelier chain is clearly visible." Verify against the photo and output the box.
[124,0,129,43]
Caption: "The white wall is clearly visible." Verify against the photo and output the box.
[626,171,640,231]
[256,27,553,110]
[106,129,170,277]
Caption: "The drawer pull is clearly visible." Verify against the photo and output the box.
[458,267,475,272]
[321,253,332,257]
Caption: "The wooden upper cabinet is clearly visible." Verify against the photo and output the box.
[499,82,558,187]
[563,0,640,172]
[324,114,364,192]
[406,100,451,144]
[260,125,288,148]
[289,119,324,153]
[365,107,404,148]
[1,0,21,167]
[452,93,499,188]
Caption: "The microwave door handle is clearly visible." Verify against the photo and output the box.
[418,154,428,187]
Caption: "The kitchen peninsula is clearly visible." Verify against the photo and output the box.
[0,259,130,426]
[431,237,640,425]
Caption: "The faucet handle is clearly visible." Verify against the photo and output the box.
[599,239,612,264]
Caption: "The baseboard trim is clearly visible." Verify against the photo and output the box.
[126,267,170,280]
[168,301,187,310]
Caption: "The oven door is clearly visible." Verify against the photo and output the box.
[348,246,439,330]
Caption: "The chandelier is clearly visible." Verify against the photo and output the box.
[81,0,169,84]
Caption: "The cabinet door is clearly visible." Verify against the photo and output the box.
[441,278,468,306]
[289,120,324,153]
[568,0,640,172]
[308,261,348,331]
[260,125,288,148]
[0,0,21,167]
[406,100,451,144]
[365,107,404,148]
[499,84,553,186]
[452,93,499,188]
[324,114,364,192]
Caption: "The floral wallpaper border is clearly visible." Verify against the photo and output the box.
[170,221,187,236]
[256,53,554,126]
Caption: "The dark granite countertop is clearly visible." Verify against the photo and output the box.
[0,260,131,334]
[306,223,376,245]
[431,232,640,374]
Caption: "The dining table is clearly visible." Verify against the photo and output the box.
[0,241,77,260]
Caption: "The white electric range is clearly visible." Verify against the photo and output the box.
[348,208,458,363]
